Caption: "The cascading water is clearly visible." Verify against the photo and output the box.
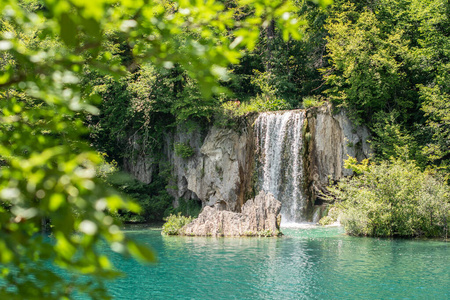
[255,110,307,224]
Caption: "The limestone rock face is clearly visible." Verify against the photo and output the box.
[166,122,254,211]
[181,191,281,237]
[305,104,371,199]
[164,124,206,206]
[123,134,153,184]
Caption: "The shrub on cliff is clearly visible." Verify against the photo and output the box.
[328,158,450,238]
[174,143,195,159]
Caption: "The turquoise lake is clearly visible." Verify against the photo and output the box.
[104,226,449,299]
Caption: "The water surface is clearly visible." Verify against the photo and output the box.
[106,226,449,299]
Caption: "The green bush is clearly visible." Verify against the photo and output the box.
[214,96,292,128]
[257,98,291,111]
[329,158,450,237]
[319,207,339,226]
[174,142,195,159]
[303,96,325,109]
[161,213,193,235]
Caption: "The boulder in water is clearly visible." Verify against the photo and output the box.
[181,191,282,237]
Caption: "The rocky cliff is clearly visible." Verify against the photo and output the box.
[164,119,255,212]
[122,134,154,184]
[123,104,370,220]
[304,104,371,205]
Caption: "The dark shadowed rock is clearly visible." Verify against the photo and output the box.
[181,191,282,237]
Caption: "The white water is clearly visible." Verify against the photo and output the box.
[255,110,307,224]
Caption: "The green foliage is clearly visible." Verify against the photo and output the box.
[214,95,291,128]
[87,0,334,164]
[161,213,193,235]
[251,70,278,102]
[257,98,291,112]
[370,111,425,164]
[322,0,450,173]
[318,216,333,226]
[174,142,195,159]
[249,70,292,110]
[257,229,275,237]
[303,95,325,109]
[318,206,339,226]
[214,1,332,111]
[343,155,370,175]
[86,66,176,164]
[323,2,410,124]
[329,158,450,237]
[419,84,450,176]
[222,97,290,116]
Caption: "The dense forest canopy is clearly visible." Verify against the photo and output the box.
[88,0,449,175]
[0,0,449,298]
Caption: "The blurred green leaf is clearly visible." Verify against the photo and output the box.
[127,241,157,263]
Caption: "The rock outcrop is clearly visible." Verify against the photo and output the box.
[181,191,281,237]
[164,124,206,207]
[166,121,254,212]
[305,103,371,205]
[123,134,154,184]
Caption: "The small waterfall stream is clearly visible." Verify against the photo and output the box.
[255,110,307,224]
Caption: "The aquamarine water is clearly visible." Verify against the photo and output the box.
[102,226,449,299]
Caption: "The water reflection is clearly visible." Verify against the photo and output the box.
[104,227,449,300]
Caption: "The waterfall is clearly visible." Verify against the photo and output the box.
[255,110,307,224]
